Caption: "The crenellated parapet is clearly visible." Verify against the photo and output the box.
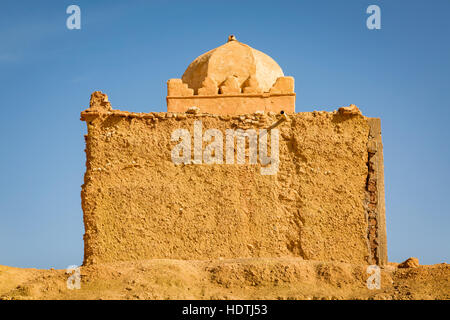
[269,76,295,94]
[167,76,295,115]
[168,76,294,96]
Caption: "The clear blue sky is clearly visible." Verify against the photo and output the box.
[0,0,449,269]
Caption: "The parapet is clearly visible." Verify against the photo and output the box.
[167,76,295,115]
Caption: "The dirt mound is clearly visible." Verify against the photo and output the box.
[1,258,448,300]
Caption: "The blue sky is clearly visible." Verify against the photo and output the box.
[0,0,449,269]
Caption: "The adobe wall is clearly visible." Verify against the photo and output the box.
[81,95,387,266]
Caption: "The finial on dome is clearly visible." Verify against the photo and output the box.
[227,35,236,42]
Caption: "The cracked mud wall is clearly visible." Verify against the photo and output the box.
[81,108,385,265]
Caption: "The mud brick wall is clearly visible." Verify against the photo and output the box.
[80,97,387,265]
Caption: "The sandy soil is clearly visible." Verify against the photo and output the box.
[1,257,448,300]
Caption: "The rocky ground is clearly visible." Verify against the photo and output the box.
[0,257,448,300]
